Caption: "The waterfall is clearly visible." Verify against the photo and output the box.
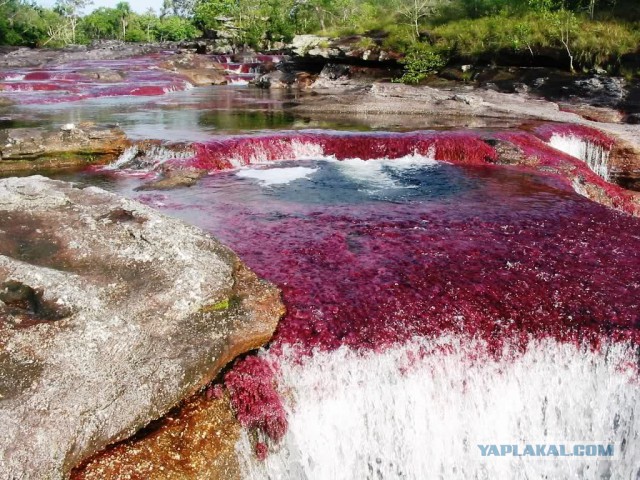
[237,338,640,480]
[190,131,495,171]
[105,144,195,171]
[211,54,287,85]
[548,134,612,181]
[105,145,139,170]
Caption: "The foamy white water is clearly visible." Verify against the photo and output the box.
[334,153,437,190]
[104,144,194,171]
[237,338,639,480]
[237,166,319,185]
[548,134,611,180]
[225,140,325,168]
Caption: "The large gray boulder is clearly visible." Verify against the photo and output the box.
[0,176,283,479]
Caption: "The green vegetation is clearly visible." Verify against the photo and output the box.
[0,0,200,46]
[397,44,447,84]
[0,0,638,80]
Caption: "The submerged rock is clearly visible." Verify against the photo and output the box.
[135,169,207,191]
[80,68,125,82]
[0,176,284,479]
[72,388,243,480]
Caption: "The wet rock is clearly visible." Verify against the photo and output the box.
[180,69,227,86]
[609,141,640,191]
[135,169,207,191]
[159,53,228,86]
[296,72,317,89]
[625,113,640,124]
[558,103,624,123]
[514,83,530,94]
[72,389,243,480]
[255,70,296,89]
[0,123,128,172]
[572,76,627,107]
[160,53,226,72]
[0,176,284,479]
[0,280,73,328]
[80,68,124,82]
[319,63,350,81]
[439,67,468,82]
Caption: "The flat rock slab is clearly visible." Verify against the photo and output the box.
[0,176,283,479]
[0,124,128,173]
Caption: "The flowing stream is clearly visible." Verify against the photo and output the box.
[59,152,640,479]
[3,55,639,479]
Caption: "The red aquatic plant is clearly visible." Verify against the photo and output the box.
[495,130,636,214]
[188,131,497,171]
[224,356,287,442]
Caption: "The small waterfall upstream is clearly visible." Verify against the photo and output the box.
[211,54,287,85]
[105,144,195,171]
[547,133,612,181]
[533,124,615,182]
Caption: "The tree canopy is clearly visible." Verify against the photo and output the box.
[0,0,637,75]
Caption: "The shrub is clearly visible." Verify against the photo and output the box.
[398,44,448,84]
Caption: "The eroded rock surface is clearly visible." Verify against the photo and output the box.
[159,53,228,86]
[0,123,128,173]
[0,176,283,479]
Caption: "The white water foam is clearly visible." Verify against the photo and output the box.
[237,166,318,185]
[105,145,139,170]
[548,134,611,181]
[333,152,437,190]
[104,144,194,171]
[237,338,640,480]
[228,79,251,86]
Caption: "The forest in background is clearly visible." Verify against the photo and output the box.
[1,0,639,76]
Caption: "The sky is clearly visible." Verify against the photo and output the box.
[36,0,161,14]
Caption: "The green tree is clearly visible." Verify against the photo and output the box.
[82,7,119,39]
[55,0,93,43]
[398,43,447,83]
[395,0,445,39]
[138,8,158,42]
[546,7,578,71]
[156,15,200,40]
[115,1,131,39]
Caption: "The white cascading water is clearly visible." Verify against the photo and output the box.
[162,80,194,93]
[333,151,437,190]
[225,140,325,168]
[105,145,139,170]
[237,338,640,480]
[237,167,319,185]
[548,134,611,181]
[105,144,195,171]
[235,153,437,188]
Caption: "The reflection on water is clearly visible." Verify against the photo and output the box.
[5,85,379,141]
